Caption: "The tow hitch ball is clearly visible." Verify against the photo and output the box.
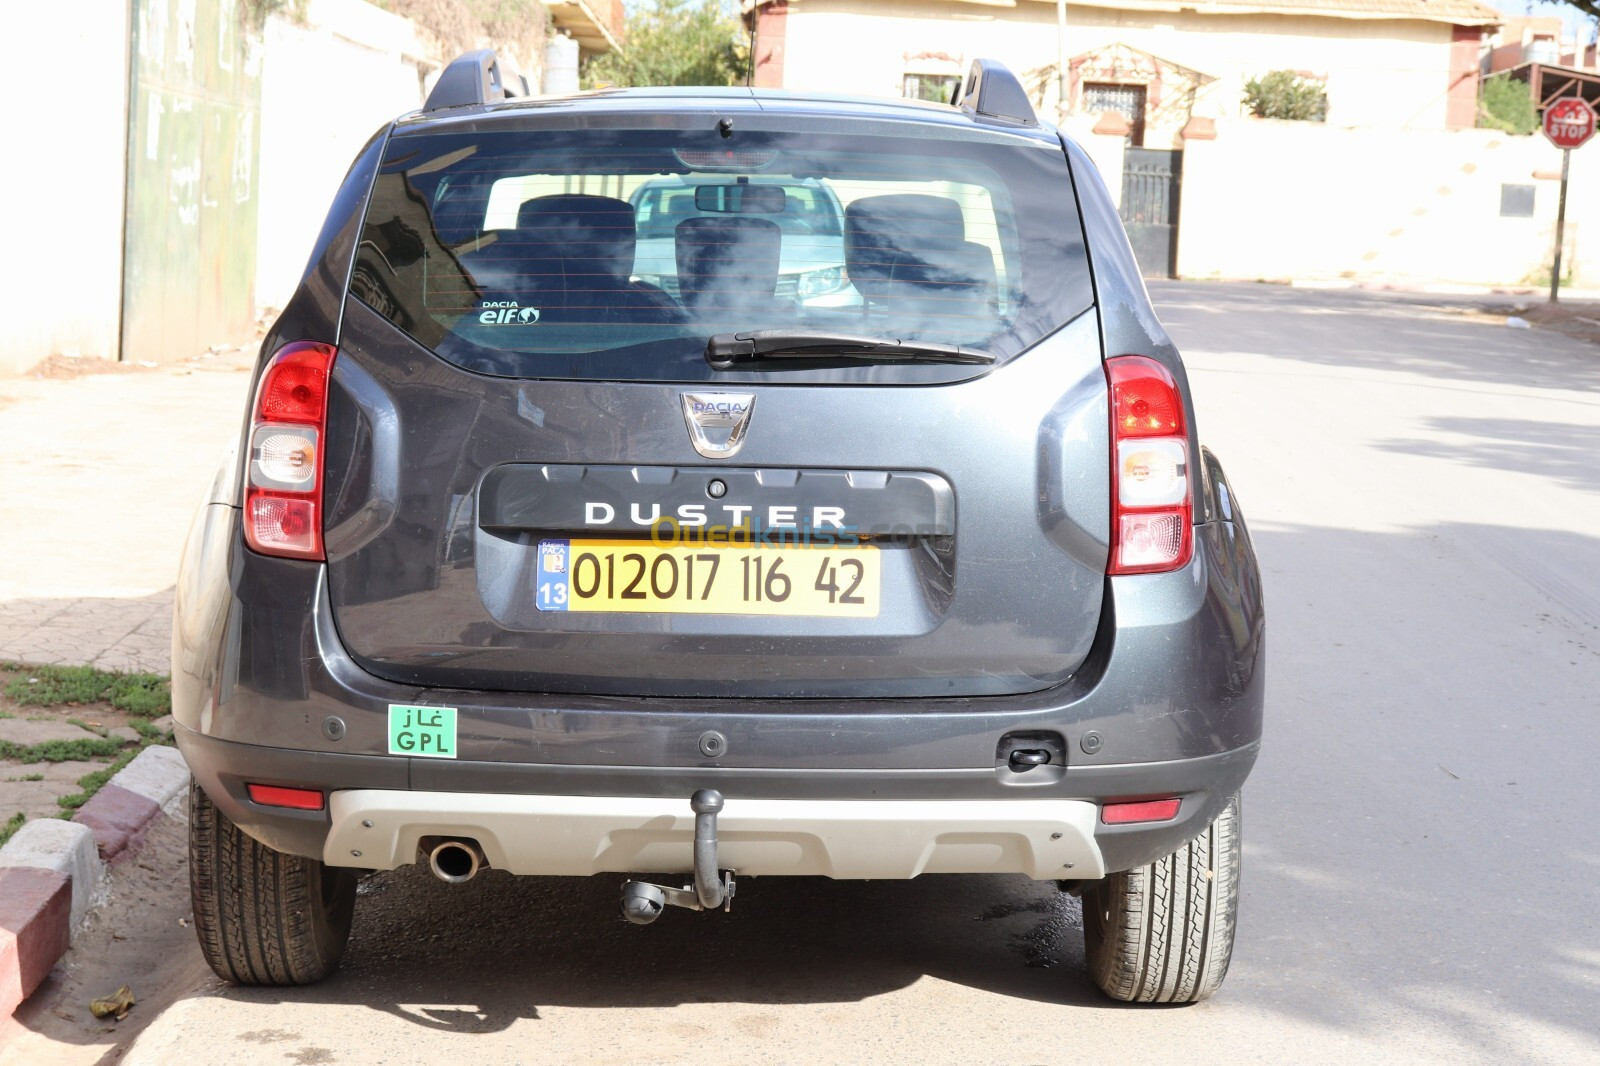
[620,789,737,925]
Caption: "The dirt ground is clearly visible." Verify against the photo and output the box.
[1511,300,1600,346]
[1351,293,1600,347]
[0,814,205,1066]
[22,357,153,381]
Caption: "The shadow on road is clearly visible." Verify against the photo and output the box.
[1235,520,1600,1061]
[217,866,1110,1032]
[1378,415,1600,494]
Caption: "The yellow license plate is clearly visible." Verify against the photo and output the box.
[534,538,880,617]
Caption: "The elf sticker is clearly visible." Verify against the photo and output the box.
[478,300,541,325]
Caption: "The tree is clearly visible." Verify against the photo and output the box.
[1242,71,1328,122]
[1554,0,1598,22]
[1478,73,1539,134]
[584,0,746,88]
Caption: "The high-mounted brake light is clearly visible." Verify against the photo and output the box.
[243,342,336,560]
[672,147,777,170]
[1107,355,1192,575]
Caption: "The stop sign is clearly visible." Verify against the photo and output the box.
[1543,96,1597,150]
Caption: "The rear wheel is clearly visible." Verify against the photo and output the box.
[1082,793,1241,1003]
[188,781,356,985]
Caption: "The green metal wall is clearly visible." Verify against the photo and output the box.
[123,0,260,363]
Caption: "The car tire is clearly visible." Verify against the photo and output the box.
[188,781,356,985]
[1082,792,1241,1004]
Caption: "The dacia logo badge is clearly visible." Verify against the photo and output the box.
[681,393,755,459]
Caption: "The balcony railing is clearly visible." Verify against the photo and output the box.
[548,0,626,56]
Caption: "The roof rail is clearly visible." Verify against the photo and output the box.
[423,50,530,112]
[951,59,1038,127]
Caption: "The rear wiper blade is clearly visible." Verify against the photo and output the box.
[705,330,996,369]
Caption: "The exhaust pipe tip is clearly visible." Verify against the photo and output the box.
[427,839,484,883]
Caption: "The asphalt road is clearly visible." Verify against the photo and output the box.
[9,282,1600,1065]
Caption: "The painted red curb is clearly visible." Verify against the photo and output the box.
[0,867,71,1018]
[73,782,161,862]
[2,748,188,1025]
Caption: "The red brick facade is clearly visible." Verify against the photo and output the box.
[753,0,787,89]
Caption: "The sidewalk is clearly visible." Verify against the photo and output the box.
[0,357,254,672]
[1274,276,1600,301]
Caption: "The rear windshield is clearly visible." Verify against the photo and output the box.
[351,118,1091,381]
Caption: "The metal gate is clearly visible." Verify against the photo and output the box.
[122,0,260,363]
[1119,148,1182,279]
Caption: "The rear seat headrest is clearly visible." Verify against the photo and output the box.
[845,194,967,259]
[845,193,993,308]
[674,216,783,302]
[514,194,639,281]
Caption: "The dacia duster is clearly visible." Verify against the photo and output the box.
[172,53,1264,1003]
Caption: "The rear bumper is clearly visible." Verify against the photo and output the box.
[177,725,1256,876]
[172,464,1264,878]
[323,789,1106,880]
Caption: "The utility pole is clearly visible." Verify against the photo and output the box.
[1550,148,1570,304]
[1057,0,1067,120]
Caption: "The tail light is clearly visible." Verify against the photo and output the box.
[246,783,326,811]
[1102,797,1181,825]
[243,342,336,560]
[1107,355,1192,575]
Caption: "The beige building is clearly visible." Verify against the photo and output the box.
[746,0,1500,146]
[1484,15,1597,74]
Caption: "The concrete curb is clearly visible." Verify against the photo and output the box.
[0,746,189,1018]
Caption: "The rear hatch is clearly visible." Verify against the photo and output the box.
[321,96,1108,699]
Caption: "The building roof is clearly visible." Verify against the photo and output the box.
[745,0,1503,28]
[1128,0,1503,25]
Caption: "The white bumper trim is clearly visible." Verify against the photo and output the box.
[323,791,1106,881]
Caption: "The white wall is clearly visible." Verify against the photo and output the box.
[255,0,438,311]
[779,0,1460,143]
[0,1,131,373]
[1177,119,1599,287]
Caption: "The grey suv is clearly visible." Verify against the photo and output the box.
[173,53,1264,1003]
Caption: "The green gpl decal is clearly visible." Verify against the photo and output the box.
[388,704,458,758]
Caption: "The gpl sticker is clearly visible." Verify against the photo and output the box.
[388,704,458,758]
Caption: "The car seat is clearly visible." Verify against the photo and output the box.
[674,215,785,315]
[467,194,679,323]
[843,194,996,324]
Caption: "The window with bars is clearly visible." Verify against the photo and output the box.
[1084,83,1147,146]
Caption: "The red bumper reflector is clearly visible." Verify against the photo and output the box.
[247,784,326,811]
[1101,798,1181,825]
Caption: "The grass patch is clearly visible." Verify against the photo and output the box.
[67,717,107,737]
[0,811,25,847]
[19,773,44,782]
[131,719,167,741]
[57,747,142,812]
[0,736,127,763]
[2,664,170,717]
